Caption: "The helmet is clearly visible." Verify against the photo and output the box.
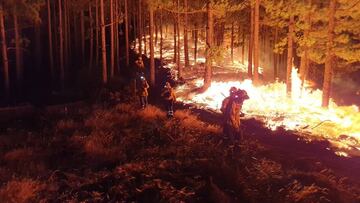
[229,87,237,96]
[232,89,249,104]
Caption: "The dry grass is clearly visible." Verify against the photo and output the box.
[136,105,167,122]
[0,101,359,202]
[0,179,44,203]
[2,148,47,176]
[84,131,123,162]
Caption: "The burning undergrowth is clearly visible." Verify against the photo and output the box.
[176,68,360,157]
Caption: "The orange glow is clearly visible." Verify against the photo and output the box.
[177,67,360,157]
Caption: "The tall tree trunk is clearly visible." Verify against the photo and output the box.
[248,6,254,78]
[286,15,294,96]
[231,22,234,64]
[80,9,85,65]
[13,11,23,90]
[110,0,115,77]
[125,0,130,66]
[176,0,181,77]
[173,18,177,63]
[149,7,155,86]
[0,4,9,98]
[300,0,312,88]
[89,3,94,69]
[63,0,69,68]
[184,0,190,67]
[100,0,108,83]
[239,23,245,64]
[115,0,120,73]
[47,0,55,79]
[59,0,65,89]
[115,0,120,72]
[144,17,147,55]
[35,24,42,71]
[132,1,137,50]
[273,27,278,80]
[160,9,163,62]
[194,24,198,63]
[95,0,99,65]
[322,0,336,107]
[155,13,158,45]
[203,2,214,90]
[253,0,260,84]
[138,0,142,54]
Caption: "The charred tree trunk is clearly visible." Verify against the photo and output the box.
[149,7,155,86]
[203,2,214,90]
[0,4,9,98]
[253,0,260,84]
[286,15,294,96]
[100,0,108,83]
[248,6,254,78]
[322,0,336,107]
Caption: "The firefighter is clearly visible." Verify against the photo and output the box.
[222,88,249,141]
[220,86,238,114]
[138,76,150,109]
[161,82,176,117]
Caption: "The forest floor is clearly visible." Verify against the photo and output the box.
[0,81,360,202]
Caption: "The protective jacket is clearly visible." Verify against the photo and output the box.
[138,81,149,97]
[161,87,176,101]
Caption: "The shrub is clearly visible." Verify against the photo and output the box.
[136,105,166,122]
[84,131,124,163]
[2,148,47,176]
[3,148,34,162]
[84,109,118,130]
[0,179,44,203]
